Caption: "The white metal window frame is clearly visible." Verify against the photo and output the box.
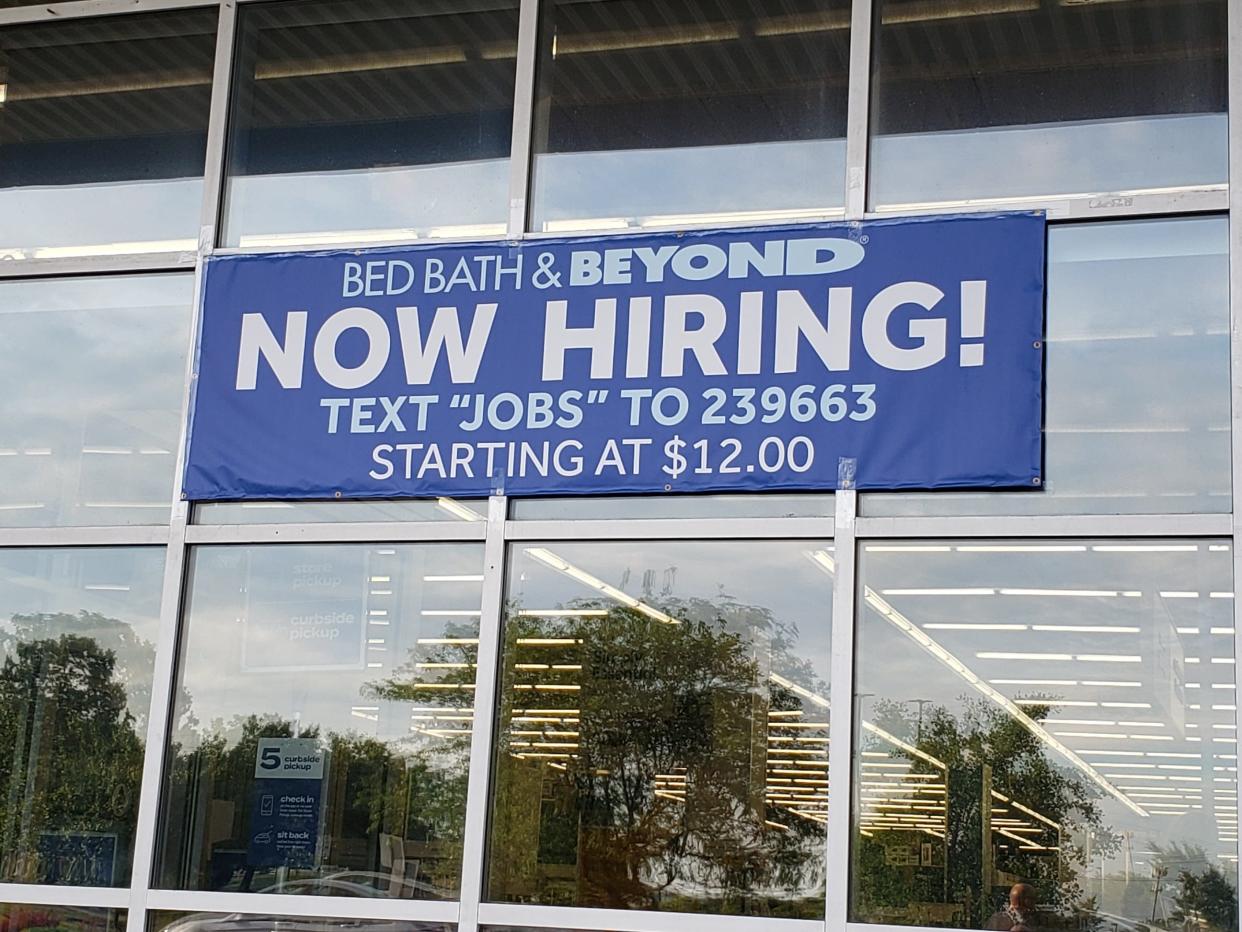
[0,0,1234,931]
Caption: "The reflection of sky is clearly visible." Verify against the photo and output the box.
[870,114,1227,208]
[854,540,1238,906]
[0,547,165,722]
[506,540,833,697]
[0,274,193,527]
[195,498,489,525]
[222,160,510,248]
[531,137,847,230]
[174,543,485,756]
[866,216,1231,517]
[0,177,203,258]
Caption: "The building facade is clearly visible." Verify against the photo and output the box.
[0,2,1236,932]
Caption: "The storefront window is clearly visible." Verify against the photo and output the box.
[869,0,1226,208]
[865,217,1230,516]
[486,540,832,917]
[529,0,850,233]
[0,274,194,527]
[156,543,485,898]
[0,11,217,260]
[852,540,1238,930]
[221,0,518,249]
[0,547,165,886]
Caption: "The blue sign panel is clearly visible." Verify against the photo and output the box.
[247,738,324,870]
[184,213,1044,499]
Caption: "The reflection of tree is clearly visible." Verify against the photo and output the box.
[1173,864,1237,932]
[486,592,827,917]
[0,627,143,884]
[856,698,1109,928]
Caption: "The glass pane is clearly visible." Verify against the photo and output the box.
[0,547,165,886]
[869,0,1226,209]
[222,0,518,249]
[865,217,1230,516]
[0,11,216,259]
[487,541,832,917]
[0,274,193,527]
[511,493,833,520]
[150,913,450,932]
[530,0,850,233]
[196,499,489,525]
[0,905,125,931]
[852,540,1238,931]
[157,543,485,898]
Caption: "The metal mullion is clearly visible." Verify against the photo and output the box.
[476,902,825,932]
[1228,0,1242,905]
[185,520,487,544]
[854,513,1233,539]
[143,889,461,921]
[456,495,509,932]
[825,491,858,932]
[0,254,197,280]
[198,0,238,252]
[506,0,541,237]
[843,0,874,218]
[123,513,188,931]
[125,6,238,928]
[504,516,835,540]
[0,883,129,907]
[0,0,218,26]
[0,526,170,547]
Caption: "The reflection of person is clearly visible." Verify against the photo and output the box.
[985,883,1038,932]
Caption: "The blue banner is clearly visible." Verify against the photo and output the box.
[184,213,1044,500]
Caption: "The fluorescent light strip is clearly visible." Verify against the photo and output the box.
[992,679,1077,686]
[1032,625,1139,633]
[925,623,1026,630]
[956,545,1086,553]
[885,588,995,596]
[998,588,1119,597]
[770,672,830,709]
[437,497,486,522]
[861,720,946,770]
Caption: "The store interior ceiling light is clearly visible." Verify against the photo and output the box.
[437,497,486,522]
[524,547,679,625]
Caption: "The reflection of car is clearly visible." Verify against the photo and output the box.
[160,872,451,932]
[262,870,449,900]
[160,915,438,932]
[1079,909,1155,932]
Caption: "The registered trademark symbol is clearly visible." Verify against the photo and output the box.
[860,234,870,244]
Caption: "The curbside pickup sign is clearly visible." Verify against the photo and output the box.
[248,737,325,870]
[183,213,1045,500]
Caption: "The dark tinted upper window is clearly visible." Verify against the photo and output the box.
[0,11,217,259]
[223,0,518,248]
[869,0,1227,208]
[530,0,851,232]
